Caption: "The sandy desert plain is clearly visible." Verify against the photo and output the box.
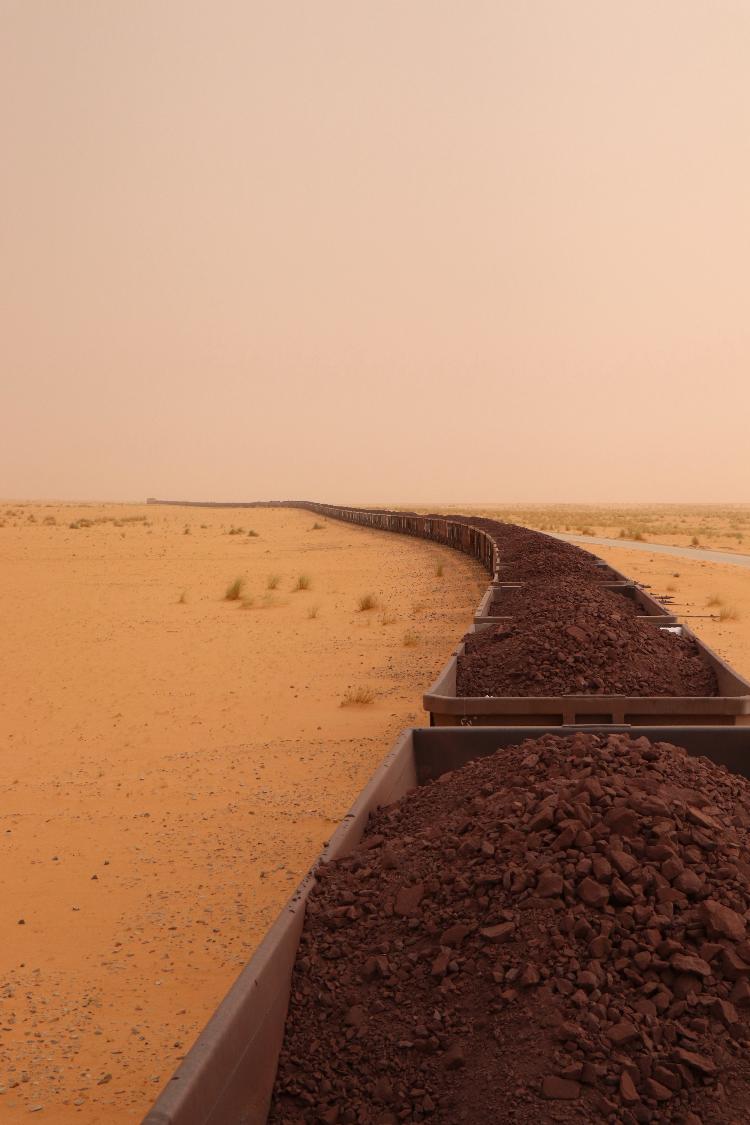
[0,501,749,1124]
[0,503,488,1122]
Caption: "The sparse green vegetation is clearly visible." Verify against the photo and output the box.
[341,686,376,706]
[224,576,245,601]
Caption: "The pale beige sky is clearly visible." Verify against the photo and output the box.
[2,1,748,503]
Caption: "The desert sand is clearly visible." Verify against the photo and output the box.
[0,503,487,1122]
[577,542,750,682]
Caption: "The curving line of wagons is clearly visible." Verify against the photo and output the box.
[142,500,750,1125]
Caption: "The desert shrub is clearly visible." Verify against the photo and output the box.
[224,577,245,601]
[341,686,375,706]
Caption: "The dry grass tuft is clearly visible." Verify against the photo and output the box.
[224,576,245,601]
[718,605,740,622]
[706,594,724,607]
[294,574,312,592]
[178,590,188,604]
[267,574,280,590]
[402,631,419,647]
[435,561,445,577]
[307,604,320,619]
[341,686,376,706]
[379,611,397,626]
[357,593,379,612]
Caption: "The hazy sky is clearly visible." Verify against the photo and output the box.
[2,1,749,503]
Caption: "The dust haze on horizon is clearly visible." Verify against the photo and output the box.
[2,1,749,506]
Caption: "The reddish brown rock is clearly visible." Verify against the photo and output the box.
[394,882,424,917]
[619,1070,640,1105]
[610,849,639,877]
[700,899,746,941]
[537,870,564,898]
[645,1077,673,1102]
[541,1075,580,1100]
[442,1042,465,1069]
[480,922,515,944]
[670,953,711,977]
[577,877,609,908]
[672,1047,717,1076]
[440,923,470,946]
[608,1019,639,1047]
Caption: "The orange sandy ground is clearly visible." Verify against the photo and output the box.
[589,544,750,682]
[0,504,487,1122]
